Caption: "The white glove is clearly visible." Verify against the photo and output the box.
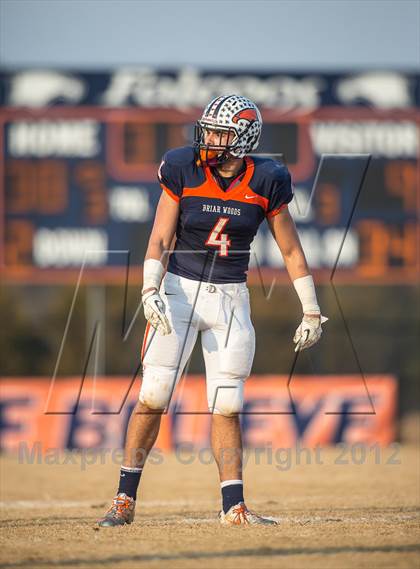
[293,314,328,352]
[142,288,171,336]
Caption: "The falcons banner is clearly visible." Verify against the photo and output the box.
[1,68,419,108]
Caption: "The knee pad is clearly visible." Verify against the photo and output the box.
[139,366,177,410]
[207,379,245,416]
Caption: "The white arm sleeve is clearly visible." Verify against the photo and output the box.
[142,259,165,293]
[293,275,320,314]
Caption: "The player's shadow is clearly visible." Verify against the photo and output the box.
[2,544,419,567]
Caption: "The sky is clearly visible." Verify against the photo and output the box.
[0,0,419,70]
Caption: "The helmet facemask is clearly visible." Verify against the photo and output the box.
[194,122,239,166]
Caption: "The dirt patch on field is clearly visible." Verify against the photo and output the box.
[1,446,419,568]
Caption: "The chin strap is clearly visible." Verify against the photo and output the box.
[199,147,231,166]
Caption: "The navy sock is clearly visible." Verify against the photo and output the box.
[117,466,143,500]
[221,480,244,513]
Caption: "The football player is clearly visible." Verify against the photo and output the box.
[98,94,327,527]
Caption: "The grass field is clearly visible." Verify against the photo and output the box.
[1,445,419,568]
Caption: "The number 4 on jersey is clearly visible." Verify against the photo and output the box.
[206,217,231,257]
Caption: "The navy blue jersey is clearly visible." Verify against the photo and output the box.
[158,146,293,283]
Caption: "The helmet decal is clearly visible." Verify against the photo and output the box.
[232,108,258,124]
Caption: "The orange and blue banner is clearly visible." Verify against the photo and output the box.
[0,375,397,452]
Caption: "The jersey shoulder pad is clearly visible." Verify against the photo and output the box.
[162,145,196,168]
[252,156,290,183]
[251,157,293,216]
[158,146,197,200]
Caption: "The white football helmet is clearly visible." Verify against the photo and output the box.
[194,94,263,164]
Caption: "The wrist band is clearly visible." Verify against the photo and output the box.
[293,275,320,314]
[142,259,164,293]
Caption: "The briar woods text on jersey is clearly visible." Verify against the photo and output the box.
[202,204,241,216]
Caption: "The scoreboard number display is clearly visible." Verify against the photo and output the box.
[0,107,418,284]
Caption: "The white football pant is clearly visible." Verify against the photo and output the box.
[140,271,255,415]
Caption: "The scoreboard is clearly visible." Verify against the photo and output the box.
[0,105,418,284]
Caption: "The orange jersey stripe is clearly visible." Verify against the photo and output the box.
[161,183,180,203]
[238,188,269,211]
[266,204,288,218]
[182,183,269,211]
[182,157,270,211]
[141,322,152,361]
